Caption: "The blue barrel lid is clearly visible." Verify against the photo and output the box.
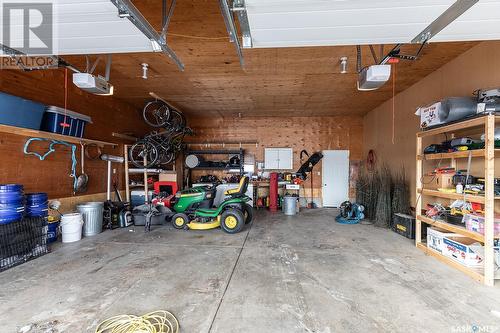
[0,184,23,192]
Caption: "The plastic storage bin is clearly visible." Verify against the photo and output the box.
[41,106,92,137]
[464,213,500,237]
[0,92,46,130]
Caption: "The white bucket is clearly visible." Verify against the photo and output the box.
[60,213,83,243]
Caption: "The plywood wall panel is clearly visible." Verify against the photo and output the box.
[188,115,363,201]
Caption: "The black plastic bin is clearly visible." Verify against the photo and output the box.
[0,217,48,272]
[392,213,427,240]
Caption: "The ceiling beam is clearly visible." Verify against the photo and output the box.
[411,0,479,43]
[110,0,184,71]
[219,0,245,68]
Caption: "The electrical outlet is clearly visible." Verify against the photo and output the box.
[317,171,321,176]
[113,168,116,174]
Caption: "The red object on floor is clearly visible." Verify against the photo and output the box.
[269,172,278,212]
[152,195,175,208]
[153,181,178,196]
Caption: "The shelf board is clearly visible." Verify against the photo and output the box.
[0,124,117,147]
[416,188,500,203]
[191,167,242,173]
[417,115,500,138]
[417,215,485,242]
[418,149,500,160]
[418,150,484,160]
[416,243,484,283]
[187,150,242,155]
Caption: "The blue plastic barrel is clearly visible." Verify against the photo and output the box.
[0,184,24,224]
[26,193,48,218]
[47,221,60,243]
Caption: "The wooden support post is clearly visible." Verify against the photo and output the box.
[143,152,148,204]
[124,144,130,203]
[450,133,457,170]
[483,115,495,286]
[416,135,423,246]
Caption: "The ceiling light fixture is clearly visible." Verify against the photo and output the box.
[141,63,149,79]
[340,56,348,74]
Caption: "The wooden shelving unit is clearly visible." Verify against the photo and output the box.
[416,188,500,204]
[123,144,175,204]
[185,148,245,176]
[416,114,500,286]
[417,215,485,242]
[0,124,117,147]
[416,243,485,284]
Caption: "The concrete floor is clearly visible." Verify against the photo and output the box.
[1,209,500,332]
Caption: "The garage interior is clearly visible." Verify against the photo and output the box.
[1,0,500,332]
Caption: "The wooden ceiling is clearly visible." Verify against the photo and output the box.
[65,0,477,118]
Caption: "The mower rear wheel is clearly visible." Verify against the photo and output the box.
[220,209,245,234]
[243,204,253,224]
[172,213,189,229]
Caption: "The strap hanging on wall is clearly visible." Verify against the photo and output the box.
[23,137,78,191]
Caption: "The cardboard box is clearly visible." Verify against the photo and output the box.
[416,102,445,129]
[159,172,177,182]
[427,227,464,253]
[442,236,483,267]
[422,173,455,190]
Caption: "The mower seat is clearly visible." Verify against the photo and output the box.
[224,176,249,198]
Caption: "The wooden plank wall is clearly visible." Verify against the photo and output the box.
[187,116,364,202]
[0,68,149,198]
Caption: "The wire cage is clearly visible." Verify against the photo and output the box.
[0,217,48,272]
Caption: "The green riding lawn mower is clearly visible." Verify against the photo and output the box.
[169,176,253,234]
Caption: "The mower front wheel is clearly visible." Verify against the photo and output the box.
[220,209,245,234]
[243,204,253,224]
[172,213,189,229]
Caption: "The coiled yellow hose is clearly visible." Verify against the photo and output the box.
[95,310,179,333]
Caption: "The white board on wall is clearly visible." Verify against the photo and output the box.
[264,148,293,170]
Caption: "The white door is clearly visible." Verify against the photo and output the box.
[322,150,349,207]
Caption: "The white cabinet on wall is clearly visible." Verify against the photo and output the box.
[264,148,293,170]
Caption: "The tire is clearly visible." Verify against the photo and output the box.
[143,101,170,127]
[220,208,245,234]
[129,141,158,168]
[242,203,253,224]
[172,213,189,229]
[158,149,176,165]
[169,109,186,132]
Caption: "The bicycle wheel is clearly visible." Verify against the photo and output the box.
[158,150,175,165]
[129,141,159,168]
[143,101,170,127]
[168,109,186,132]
